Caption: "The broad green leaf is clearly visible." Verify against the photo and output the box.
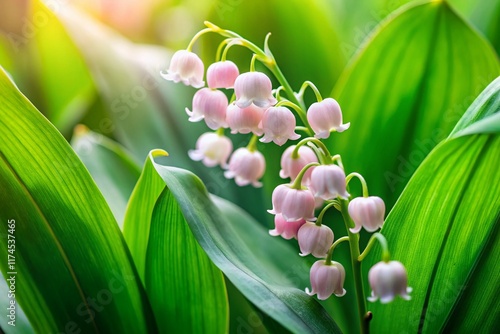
[71,128,286,333]
[0,67,156,332]
[145,187,228,333]
[366,77,500,333]
[0,0,95,136]
[330,0,500,208]
[132,151,342,334]
[71,125,141,227]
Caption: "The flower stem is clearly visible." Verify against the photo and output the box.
[340,199,370,334]
[297,80,323,102]
[325,236,350,265]
[358,233,390,262]
[346,172,369,197]
[247,134,259,152]
[316,201,338,226]
[290,162,320,190]
[186,28,213,51]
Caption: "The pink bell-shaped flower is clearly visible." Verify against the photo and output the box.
[279,146,318,183]
[224,148,265,187]
[161,50,204,88]
[185,88,228,130]
[307,98,350,139]
[368,261,412,303]
[188,132,232,168]
[306,260,346,300]
[234,72,277,109]
[226,103,264,135]
[348,196,385,233]
[310,165,349,200]
[268,184,316,222]
[259,106,300,146]
[269,214,306,240]
[207,60,239,89]
[297,222,334,258]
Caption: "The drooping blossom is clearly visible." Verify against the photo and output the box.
[185,88,228,130]
[307,98,350,139]
[348,196,385,233]
[224,148,265,187]
[260,106,300,146]
[306,260,346,300]
[207,60,240,89]
[226,103,264,135]
[279,146,318,184]
[234,72,277,108]
[309,165,349,200]
[368,261,412,303]
[161,50,204,88]
[268,184,316,222]
[269,214,306,240]
[297,222,334,258]
[188,132,232,168]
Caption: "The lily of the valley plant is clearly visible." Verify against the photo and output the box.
[162,22,412,333]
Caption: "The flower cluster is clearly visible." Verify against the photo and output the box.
[162,22,411,326]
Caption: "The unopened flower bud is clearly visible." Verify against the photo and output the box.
[368,261,412,303]
[310,165,349,200]
[185,88,228,130]
[260,106,300,146]
[306,260,346,300]
[268,184,316,222]
[269,214,306,240]
[234,72,277,109]
[279,146,318,183]
[224,148,265,187]
[188,132,232,168]
[297,222,334,258]
[161,50,204,88]
[307,98,350,139]
[226,103,264,135]
[207,60,239,89]
[348,196,385,233]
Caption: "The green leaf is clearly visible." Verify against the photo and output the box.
[145,187,229,333]
[367,77,500,333]
[330,0,500,208]
[0,0,95,136]
[135,152,342,334]
[0,67,156,332]
[71,126,141,227]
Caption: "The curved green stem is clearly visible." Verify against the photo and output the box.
[290,162,320,190]
[325,236,350,265]
[346,172,369,197]
[293,137,331,162]
[186,28,212,51]
[297,80,323,102]
[340,199,370,334]
[316,201,339,226]
[358,233,390,262]
[250,54,258,72]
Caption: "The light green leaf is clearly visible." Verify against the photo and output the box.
[0,0,95,136]
[330,0,500,208]
[145,187,228,333]
[0,67,156,332]
[71,126,141,227]
[367,76,500,333]
[137,153,342,334]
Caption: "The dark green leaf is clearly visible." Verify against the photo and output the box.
[0,66,156,333]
